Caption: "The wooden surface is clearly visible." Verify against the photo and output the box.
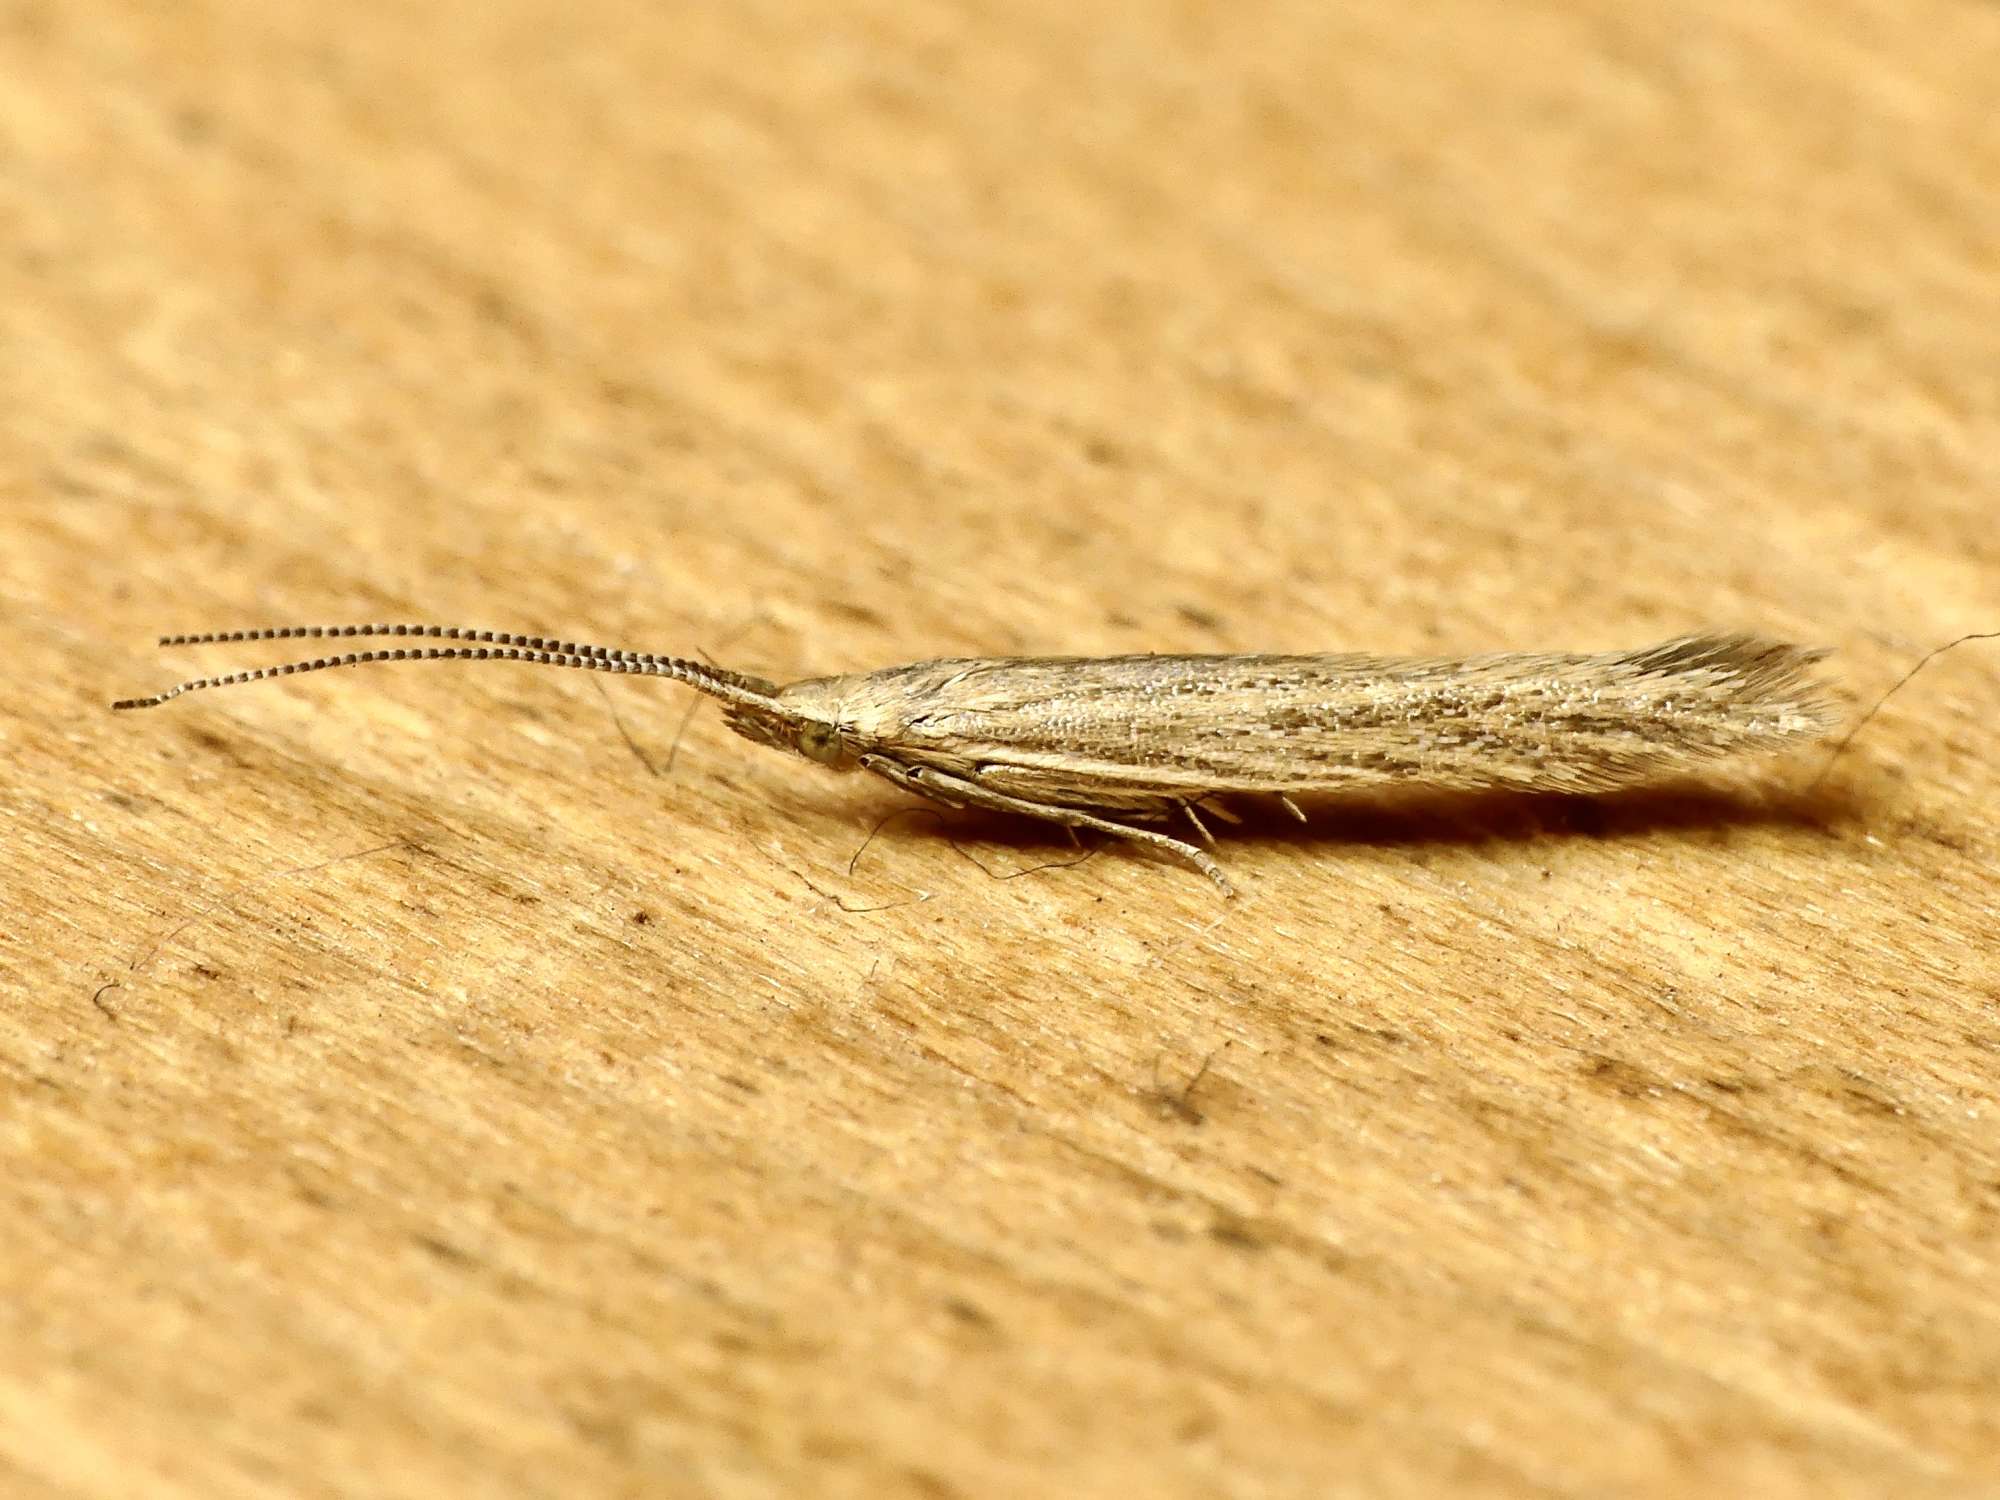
[6,1,1999,1494]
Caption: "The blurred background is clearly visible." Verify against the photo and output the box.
[12,1,1995,675]
[5,2,1998,1495]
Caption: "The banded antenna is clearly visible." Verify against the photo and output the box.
[110,624,784,713]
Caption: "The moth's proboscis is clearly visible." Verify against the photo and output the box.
[114,625,1844,895]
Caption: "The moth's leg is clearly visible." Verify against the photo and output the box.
[1275,793,1308,823]
[860,757,1234,896]
[1198,798,1245,827]
[1180,801,1218,846]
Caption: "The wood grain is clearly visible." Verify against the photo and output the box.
[5,0,1998,1494]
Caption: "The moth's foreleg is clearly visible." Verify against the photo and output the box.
[859,757,1235,897]
[1179,801,1219,847]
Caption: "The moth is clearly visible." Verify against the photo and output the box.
[114,624,1844,895]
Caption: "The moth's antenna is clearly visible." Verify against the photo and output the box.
[1809,629,2000,790]
[110,623,784,713]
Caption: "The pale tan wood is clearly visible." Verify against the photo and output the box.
[4,1,1998,1494]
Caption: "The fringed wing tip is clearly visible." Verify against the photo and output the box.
[1622,632,1829,677]
[1624,632,1842,736]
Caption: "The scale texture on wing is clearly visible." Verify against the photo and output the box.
[811,634,1839,809]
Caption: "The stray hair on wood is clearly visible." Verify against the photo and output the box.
[113,623,1976,896]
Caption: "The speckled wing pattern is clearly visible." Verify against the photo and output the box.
[835,634,1840,812]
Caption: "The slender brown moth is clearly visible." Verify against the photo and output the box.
[112,624,1870,895]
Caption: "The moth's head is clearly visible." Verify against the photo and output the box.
[722,678,858,770]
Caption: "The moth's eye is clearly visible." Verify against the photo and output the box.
[797,720,845,765]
